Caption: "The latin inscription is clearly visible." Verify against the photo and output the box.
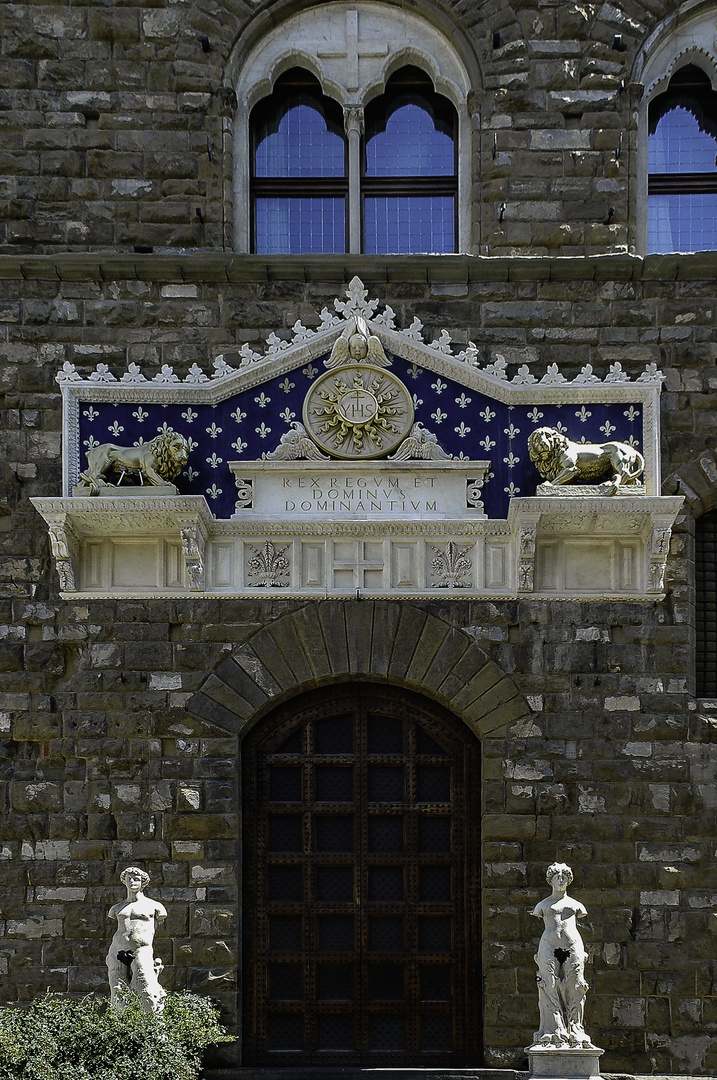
[228,461,492,521]
[282,474,438,513]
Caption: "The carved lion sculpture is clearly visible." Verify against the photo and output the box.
[527,426,645,492]
[77,430,190,496]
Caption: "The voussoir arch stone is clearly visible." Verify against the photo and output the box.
[189,600,531,741]
[663,449,717,519]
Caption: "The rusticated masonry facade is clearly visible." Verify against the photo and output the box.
[3,0,717,1073]
[3,257,717,1075]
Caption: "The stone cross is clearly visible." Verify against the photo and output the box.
[317,8,388,93]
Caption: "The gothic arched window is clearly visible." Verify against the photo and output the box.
[648,65,717,252]
[251,70,348,254]
[363,68,457,254]
[249,67,458,255]
[236,4,473,254]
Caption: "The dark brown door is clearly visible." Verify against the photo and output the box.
[242,684,481,1065]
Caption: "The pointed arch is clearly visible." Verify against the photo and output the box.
[189,600,531,740]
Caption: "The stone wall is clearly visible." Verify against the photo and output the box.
[0,0,699,257]
[2,0,717,1071]
[1,254,717,1071]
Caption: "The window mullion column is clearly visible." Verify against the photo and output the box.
[344,106,364,254]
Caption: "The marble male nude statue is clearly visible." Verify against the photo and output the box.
[106,866,167,1013]
[530,862,594,1048]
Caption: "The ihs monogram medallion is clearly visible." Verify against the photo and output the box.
[303,364,414,459]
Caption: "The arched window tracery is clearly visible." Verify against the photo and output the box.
[249,65,458,255]
[251,70,348,254]
[233,3,474,254]
[636,10,717,254]
[363,67,457,254]
[648,65,717,253]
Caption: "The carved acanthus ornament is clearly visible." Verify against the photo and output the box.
[430,542,472,589]
[47,518,79,592]
[647,523,673,595]
[518,523,538,593]
[343,106,365,138]
[247,541,290,588]
[178,517,209,591]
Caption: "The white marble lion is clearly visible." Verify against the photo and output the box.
[77,430,190,495]
[528,426,644,492]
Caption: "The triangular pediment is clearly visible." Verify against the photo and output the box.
[56,277,664,521]
[57,274,666,404]
[36,277,681,600]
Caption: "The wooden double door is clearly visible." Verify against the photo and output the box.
[242,684,481,1065]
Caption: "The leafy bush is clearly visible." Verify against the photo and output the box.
[0,989,232,1080]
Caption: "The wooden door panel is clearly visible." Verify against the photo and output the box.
[242,685,480,1065]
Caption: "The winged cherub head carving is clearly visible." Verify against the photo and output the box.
[326,315,390,369]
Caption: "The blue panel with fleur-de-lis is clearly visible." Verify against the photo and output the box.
[78,356,643,521]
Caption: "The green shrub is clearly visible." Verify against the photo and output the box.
[0,989,232,1080]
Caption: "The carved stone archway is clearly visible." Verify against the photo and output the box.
[663,449,717,519]
[188,599,531,1067]
[189,599,531,740]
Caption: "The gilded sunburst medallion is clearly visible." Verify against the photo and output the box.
[303,364,414,459]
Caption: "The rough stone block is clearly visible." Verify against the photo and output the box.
[292,604,332,680]
[316,602,350,676]
[370,602,401,677]
[163,814,236,840]
[404,617,447,683]
[242,632,297,693]
[267,617,314,686]
[388,604,429,679]
[344,601,375,676]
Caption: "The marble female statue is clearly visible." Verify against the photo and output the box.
[530,862,594,1049]
[106,866,167,1014]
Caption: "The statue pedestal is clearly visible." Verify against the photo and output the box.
[527,1045,604,1080]
[71,483,179,497]
[535,482,645,498]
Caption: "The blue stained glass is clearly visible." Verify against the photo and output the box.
[365,102,455,178]
[364,196,454,254]
[649,106,717,173]
[255,197,345,254]
[255,97,345,178]
[648,192,717,253]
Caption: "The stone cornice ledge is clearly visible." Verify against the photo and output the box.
[508,494,684,597]
[31,495,213,593]
[4,251,717,284]
[31,492,684,599]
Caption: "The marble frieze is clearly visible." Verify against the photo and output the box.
[32,277,682,600]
